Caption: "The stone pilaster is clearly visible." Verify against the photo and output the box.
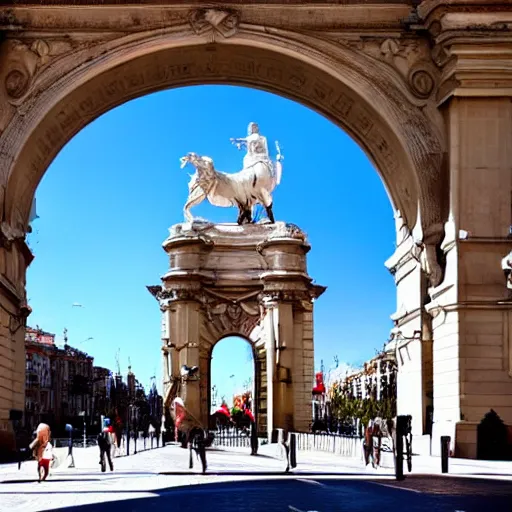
[385,227,432,444]
[0,231,32,455]
[428,96,512,457]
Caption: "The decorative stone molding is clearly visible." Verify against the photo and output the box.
[414,1,512,103]
[265,222,308,243]
[408,64,436,99]
[260,286,325,307]
[2,38,74,102]
[421,223,445,289]
[188,8,240,39]
[323,35,439,101]
[0,33,444,234]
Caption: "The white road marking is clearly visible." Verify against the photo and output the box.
[369,481,423,494]
[296,478,326,487]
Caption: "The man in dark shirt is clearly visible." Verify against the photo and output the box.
[97,422,114,472]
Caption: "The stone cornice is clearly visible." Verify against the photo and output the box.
[390,305,423,325]
[0,3,414,34]
[385,236,422,284]
[414,1,512,103]
[426,299,512,317]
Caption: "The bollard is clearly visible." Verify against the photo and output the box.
[250,422,258,456]
[289,433,297,469]
[440,436,450,474]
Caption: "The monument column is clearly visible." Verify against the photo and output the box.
[258,233,325,435]
[150,231,213,424]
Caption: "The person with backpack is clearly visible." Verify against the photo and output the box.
[97,419,114,472]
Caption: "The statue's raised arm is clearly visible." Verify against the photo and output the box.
[230,137,247,151]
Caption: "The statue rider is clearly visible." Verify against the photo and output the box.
[230,122,273,173]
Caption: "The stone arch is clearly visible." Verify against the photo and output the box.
[208,334,257,418]
[150,221,324,435]
[200,303,265,431]
[0,26,445,237]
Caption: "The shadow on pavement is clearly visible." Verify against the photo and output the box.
[30,477,512,512]
[158,471,380,476]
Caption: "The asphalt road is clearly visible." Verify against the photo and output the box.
[60,477,512,512]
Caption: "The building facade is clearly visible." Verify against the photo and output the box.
[25,327,94,434]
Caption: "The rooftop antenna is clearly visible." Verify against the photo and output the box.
[115,348,121,376]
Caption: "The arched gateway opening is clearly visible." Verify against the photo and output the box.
[0,16,453,454]
[210,336,255,422]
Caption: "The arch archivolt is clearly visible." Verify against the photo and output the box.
[0,10,446,243]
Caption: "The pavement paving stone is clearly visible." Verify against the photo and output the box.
[1,444,512,511]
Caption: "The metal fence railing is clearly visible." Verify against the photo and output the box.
[294,432,363,458]
[210,425,252,449]
[53,431,165,458]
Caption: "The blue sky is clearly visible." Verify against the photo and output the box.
[26,85,396,395]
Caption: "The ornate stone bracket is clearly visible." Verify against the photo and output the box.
[320,35,439,102]
[188,9,240,40]
[2,38,73,103]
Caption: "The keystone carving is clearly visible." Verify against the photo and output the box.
[188,9,240,39]
[202,294,261,342]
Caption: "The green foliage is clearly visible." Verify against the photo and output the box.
[329,379,396,426]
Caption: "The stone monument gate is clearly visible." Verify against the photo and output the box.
[148,222,325,437]
[0,1,511,458]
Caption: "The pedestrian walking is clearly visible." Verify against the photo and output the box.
[98,420,114,472]
[29,423,53,482]
[38,441,54,481]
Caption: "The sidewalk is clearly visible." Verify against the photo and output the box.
[0,446,100,481]
[295,450,512,480]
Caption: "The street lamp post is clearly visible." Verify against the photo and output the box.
[79,411,86,448]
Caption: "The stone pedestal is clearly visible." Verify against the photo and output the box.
[148,221,325,437]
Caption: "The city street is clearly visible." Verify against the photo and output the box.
[1,445,511,512]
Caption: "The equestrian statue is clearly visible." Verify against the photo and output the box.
[180,122,283,225]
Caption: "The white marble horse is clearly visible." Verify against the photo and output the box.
[180,122,282,224]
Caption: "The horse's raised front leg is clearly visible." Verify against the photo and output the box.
[184,187,206,222]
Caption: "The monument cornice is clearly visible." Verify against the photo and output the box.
[418,1,512,24]
[0,3,414,34]
[414,1,512,103]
